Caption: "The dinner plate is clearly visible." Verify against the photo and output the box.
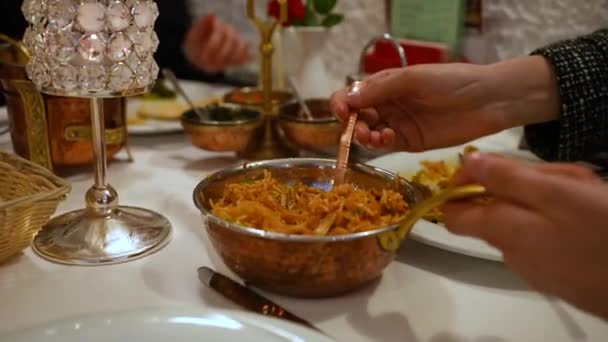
[367,143,542,262]
[0,106,7,125]
[0,307,332,342]
[127,79,232,136]
[0,106,8,136]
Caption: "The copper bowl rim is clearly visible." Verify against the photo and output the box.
[180,104,263,127]
[193,158,421,243]
[181,119,263,133]
[223,87,294,107]
[278,98,339,124]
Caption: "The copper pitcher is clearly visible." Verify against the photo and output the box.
[0,35,129,176]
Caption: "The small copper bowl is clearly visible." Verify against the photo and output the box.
[223,87,293,113]
[193,158,421,298]
[278,99,342,152]
[181,104,264,153]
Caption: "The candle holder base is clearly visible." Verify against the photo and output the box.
[32,206,171,266]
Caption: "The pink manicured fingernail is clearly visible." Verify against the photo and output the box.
[347,81,363,97]
[337,103,348,116]
[467,152,483,161]
[466,152,492,181]
[355,126,363,135]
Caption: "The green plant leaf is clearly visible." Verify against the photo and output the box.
[321,13,343,27]
[313,0,337,14]
[302,0,319,26]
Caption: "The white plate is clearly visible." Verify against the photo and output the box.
[1,307,332,342]
[367,142,542,262]
[127,80,232,136]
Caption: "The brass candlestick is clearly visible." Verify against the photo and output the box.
[240,0,295,159]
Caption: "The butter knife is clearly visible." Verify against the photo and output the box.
[197,267,324,334]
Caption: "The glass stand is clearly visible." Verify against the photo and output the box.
[32,98,172,266]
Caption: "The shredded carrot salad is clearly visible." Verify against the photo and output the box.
[211,170,409,235]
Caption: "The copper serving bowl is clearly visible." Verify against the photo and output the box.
[181,104,264,153]
[223,87,293,113]
[278,99,342,153]
[193,158,422,298]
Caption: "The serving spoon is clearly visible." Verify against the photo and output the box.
[162,68,206,121]
[333,80,362,186]
[314,113,355,234]
[378,183,487,251]
[333,112,358,186]
[316,83,360,234]
[287,75,314,120]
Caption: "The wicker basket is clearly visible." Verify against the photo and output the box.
[0,152,70,263]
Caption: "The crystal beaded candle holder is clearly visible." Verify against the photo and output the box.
[22,0,160,98]
[21,0,172,266]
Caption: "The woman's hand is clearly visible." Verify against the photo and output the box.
[330,56,559,152]
[443,153,608,319]
[184,14,252,73]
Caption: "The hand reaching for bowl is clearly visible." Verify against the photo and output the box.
[443,152,608,319]
[330,56,560,151]
[184,14,252,73]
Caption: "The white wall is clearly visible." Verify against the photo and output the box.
[464,0,608,64]
[186,0,608,81]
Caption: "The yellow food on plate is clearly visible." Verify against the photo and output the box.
[211,170,409,236]
[136,97,222,121]
[127,114,147,126]
[401,145,478,223]
[137,99,188,121]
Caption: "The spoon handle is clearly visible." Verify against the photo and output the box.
[379,184,487,251]
[334,113,358,185]
[287,76,313,120]
[161,69,205,119]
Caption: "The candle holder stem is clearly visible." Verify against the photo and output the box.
[85,98,118,216]
[32,97,172,266]
[91,97,107,189]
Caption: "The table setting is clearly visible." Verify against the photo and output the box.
[3,129,608,342]
[1,0,608,341]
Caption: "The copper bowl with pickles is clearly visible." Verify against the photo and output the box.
[278,99,342,153]
[181,104,264,153]
[193,158,422,298]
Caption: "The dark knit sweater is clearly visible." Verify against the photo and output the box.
[526,29,608,162]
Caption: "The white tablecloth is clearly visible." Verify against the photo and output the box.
[0,126,607,342]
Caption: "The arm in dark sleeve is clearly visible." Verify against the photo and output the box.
[524,29,608,161]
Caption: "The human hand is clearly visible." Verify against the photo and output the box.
[183,14,252,73]
[330,57,559,152]
[443,152,608,319]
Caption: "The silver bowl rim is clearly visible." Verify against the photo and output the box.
[193,158,420,243]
